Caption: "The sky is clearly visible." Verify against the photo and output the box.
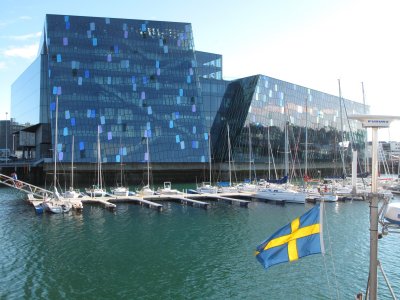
[1,0,400,140]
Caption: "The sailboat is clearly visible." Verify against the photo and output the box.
[63,135,81,198]
[219,124,239,193]
[137,136,155,196]
[42,96,72,213]
[196,131,218,194]
[85,125,107,197]
[254,118,307,203]
[111,138,130,196]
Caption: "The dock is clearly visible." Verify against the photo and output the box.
[165,195,210,209]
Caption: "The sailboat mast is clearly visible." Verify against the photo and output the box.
[71,135,74,189]
[54,96,58,189]
[227,124,232,186]
[248,125,252,181]
[267,125,271,180]
[305,97,308,177]
[361,82,369,174]
[284,121,289,177]
[338,79,346,177]
[97,125,102,190]
[120,136,123,186]
[208,132,212,184]
[146,136,150,187]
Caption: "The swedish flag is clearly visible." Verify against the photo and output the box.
[255,204,324,270]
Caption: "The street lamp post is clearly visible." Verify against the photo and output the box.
[348,114,400,300]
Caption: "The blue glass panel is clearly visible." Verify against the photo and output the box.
[179,89,183,96]
[180,141,185,150]
[201,156,205,163]
[175,112,179,119]
[176,135,180,143]
[64,16,69,22]
[56,54,62,62]
[52,86,57,95]
[122,147,127,155]
[85,70,90,78]
[107,77,111,84]
[142,76,147,84]
[169,120,174,128]
[114,45,119,54]
[204,133,208,140]
[144,152,149,161]
[107,54,112,62]
[192,105,196,112]
[65,110,70,119]
[90,22,95,31]
[63,37,68,46]
[57,144,62,152]
[108,132,112,140]
[87,109,91,118]
[192,126,196,134]
[58,152,64,161]
[78,77,82,85]
[156,60,160,68]
[50,102,56,111]
[91,109,95,118]
[116,155,121,163]
[186,76,191,84]
[131,76,136,83]
[66,22,70,29]
[79,141,84,150]
[146,122,151,130]
[92,38,97,46]
[63,127,68,136]
[71,117,75,126]
[163,45,168,53]
[176,96,181,104]
[147,106,152,115]
[141,91,146,99]
[57,87,61,95]
[100,116,105,124]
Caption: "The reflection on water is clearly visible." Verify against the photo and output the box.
[0,187,399,299]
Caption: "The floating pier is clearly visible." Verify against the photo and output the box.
[165,195,210,209]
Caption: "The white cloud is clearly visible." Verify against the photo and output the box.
[19,16,32,21]
[3,43,38,59]
[3,32,42,41]
[0,61,6,69]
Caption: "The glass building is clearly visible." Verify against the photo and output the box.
[11,14,368,182]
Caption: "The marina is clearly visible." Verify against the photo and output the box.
[1,186,399,299]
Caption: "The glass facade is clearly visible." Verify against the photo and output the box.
[11,14,368,175]
[211,75,368,178]
[42,14,210,164]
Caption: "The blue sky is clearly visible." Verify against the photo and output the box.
[1,0,399,139]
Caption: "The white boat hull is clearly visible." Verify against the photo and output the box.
[254,188,306,204]
[384,203,400,225]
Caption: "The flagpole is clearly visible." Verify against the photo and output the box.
[319,201,325,255]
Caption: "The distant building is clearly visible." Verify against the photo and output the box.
[10,14,368,182]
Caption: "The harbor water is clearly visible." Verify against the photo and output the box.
[0,186,399,299]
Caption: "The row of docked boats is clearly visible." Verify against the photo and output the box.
[189,174,400,204]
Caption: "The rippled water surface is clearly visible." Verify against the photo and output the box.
[0,187,399,299]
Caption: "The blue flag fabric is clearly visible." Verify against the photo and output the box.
[255,204,323,270]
